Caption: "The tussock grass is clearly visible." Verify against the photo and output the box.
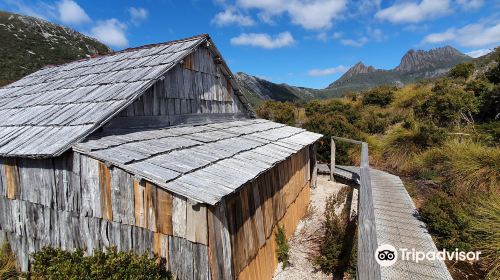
[414,140,500,195]
[0,242,20,279]
[469,195,500,279]
[380,126,424,172]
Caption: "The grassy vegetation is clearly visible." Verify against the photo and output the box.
[275,225,290,269]
[256,49,500,279]
[0,242,23,279]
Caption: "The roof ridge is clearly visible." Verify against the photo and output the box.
[43,33,209,69]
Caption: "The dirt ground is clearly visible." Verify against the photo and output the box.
[272,175,349,280]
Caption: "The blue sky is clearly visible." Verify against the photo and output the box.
[1,0,499,88]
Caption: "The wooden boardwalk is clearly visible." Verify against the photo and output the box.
[333,165,453,280]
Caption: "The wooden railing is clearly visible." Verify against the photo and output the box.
[330,136,381,280]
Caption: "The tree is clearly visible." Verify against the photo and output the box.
[449,62,475,80]
[466,78,498,121]
[255,101,296,126]
[362,86,396,107]
[485,53,500,84]
[416,80,479,127]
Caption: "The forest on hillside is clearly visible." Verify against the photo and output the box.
[256,52,500,280]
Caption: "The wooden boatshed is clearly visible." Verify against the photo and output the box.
[0,34,322,279]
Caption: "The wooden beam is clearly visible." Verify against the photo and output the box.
[330,138,335,181]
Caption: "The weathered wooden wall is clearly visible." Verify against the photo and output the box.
[0,143,316,280]
[107,46,248,129]
[207,147,312,280]
[0,153,210,279]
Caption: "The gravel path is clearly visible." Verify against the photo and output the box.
[273,175,348,280]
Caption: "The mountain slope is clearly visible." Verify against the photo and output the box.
[0,11,111,86]
[235,72,316,106]
[325,46,472,96]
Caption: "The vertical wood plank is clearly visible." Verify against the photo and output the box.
[186,201,208,245]
[172,194,187,238]
[4,158,19,200]
[98,162,113,221]
[157,188,173,235]
[133,179,146,228]
[145,181,158,232]
[81,156,101,218]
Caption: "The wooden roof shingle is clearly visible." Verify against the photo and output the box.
[0,35,213,157]
[73,119,322,205]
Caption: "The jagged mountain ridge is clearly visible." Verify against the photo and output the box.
[0,10,111,86]
[326,46,472,94]
[395,46,469,72]
[237,46,475,104]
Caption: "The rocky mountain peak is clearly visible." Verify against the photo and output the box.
[342,61,377,78]
[395,45,469,72]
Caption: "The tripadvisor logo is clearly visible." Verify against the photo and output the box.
[375,244,397,267]
[375,244,481,267]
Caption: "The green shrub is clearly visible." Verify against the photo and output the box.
[275,225,290,269]
[313,194,346,274]
[476,121,500,145]
[449,62,475,79]
[416,80,479,127]
[31,246,171,280]
[419,191,472,251]
[304,99,360,123]
[362,86,396,107]
[478,85,500,122]
[485,54,500,84]
[358,108,391,134]
[255,101,296,126]
[0,242,22,279]
[303,113,361,164]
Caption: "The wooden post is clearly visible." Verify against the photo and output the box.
[330,137,335,181]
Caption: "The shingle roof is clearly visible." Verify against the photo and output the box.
[0,34,212,158]
[73,119,322,205]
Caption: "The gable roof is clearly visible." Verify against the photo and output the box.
[0,34,251,158]
[73,119,322,205]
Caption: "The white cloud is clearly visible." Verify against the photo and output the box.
[287,0,346,29]
[366,27,385,41]
[212,7,255,26]
[57,0,90,25]
[341,37,368,47]
[91,19,128,48]
[230,32,295,49]
[422,29,456,44]
[308,65,348,76]
[315,31,342,41]
[236,0,346,30]
[457,0,483,9]
[465,48,493,58]
[376,0,451,23]
[422,22,500,47]
[129,7,148,25]
[316,32,329,41]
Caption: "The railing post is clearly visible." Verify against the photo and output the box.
[330,137,335,181]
